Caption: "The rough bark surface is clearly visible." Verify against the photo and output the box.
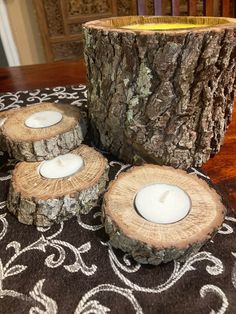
[84,16,236,168]
[102,215,216,265]
[7,145,109,226]
[0,120,6,151]
[8,171,108,227]
[2,103,87,162]
[102,164,226,265]
[0,109,19,151]
[5,122,86,162]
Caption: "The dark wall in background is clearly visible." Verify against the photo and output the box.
[0,37,8,67]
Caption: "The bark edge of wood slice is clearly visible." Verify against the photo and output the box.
[7,144,109,226]
[102,164,226,265]
[84,16,236,169]
[2,102,87,161]
[0,108,20,152]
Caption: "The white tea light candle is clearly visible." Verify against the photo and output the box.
[25,110,62,128]
[39,153,84,179]
[135,183,191,224]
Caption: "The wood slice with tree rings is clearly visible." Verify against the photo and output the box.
[2,102,87,161]
[7,144,109,226]
[84,16,236,169]
[102,164,226,265]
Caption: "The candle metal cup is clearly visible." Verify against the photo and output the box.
[83,16,236,169]
[38,153,84,179]
[134,183,191,224]
[25,110,63,129]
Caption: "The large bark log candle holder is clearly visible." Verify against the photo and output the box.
[84,16,236,169]
[2,103,86,161]
[102,165,226,265]
[7,145,108,226]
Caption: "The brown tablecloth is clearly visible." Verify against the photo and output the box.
[0,86,235,314]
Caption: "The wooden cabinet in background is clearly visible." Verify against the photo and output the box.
[34,0,236,63]
[34,0,139,62]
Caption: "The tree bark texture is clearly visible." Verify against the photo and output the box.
[0,108,19,152]
[102,216,216,265]
[0,118,7,152]
[102,164,226,265]
[84,16,236,168]
[7,145,109,226]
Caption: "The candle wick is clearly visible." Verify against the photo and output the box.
[159,190,170,203]
[35,117,45,121]
[57,158,64,167]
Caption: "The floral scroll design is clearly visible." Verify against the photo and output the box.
[0,91,24,111]
[0,222,96,304]
[232,252,236,290]
[75,284,143,314]
[25,86,87,107]
[0,85,87,111]
[200,285,229,314]
[77,211,103,232]
[227,216,236,293]
[29,279,58,314]
[72,237,226,314]
[104,242,224,293]
[0,202,8,241]
[219,216,236,235]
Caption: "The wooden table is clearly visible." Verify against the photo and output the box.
[0,60,235,212]
[0,60,87,92]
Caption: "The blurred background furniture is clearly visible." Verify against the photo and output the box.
[136,0,235,15]
[34,0,236,63]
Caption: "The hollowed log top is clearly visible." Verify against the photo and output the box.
[84,16,236,33]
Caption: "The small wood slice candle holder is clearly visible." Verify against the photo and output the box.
[2,102,86,161]
[7,145,108,226]
[84,16,236,168]
[102,164,226,265]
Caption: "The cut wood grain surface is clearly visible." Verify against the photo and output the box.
[2,102,86,161]
[7,144,109,226]
[102,165,226,264]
